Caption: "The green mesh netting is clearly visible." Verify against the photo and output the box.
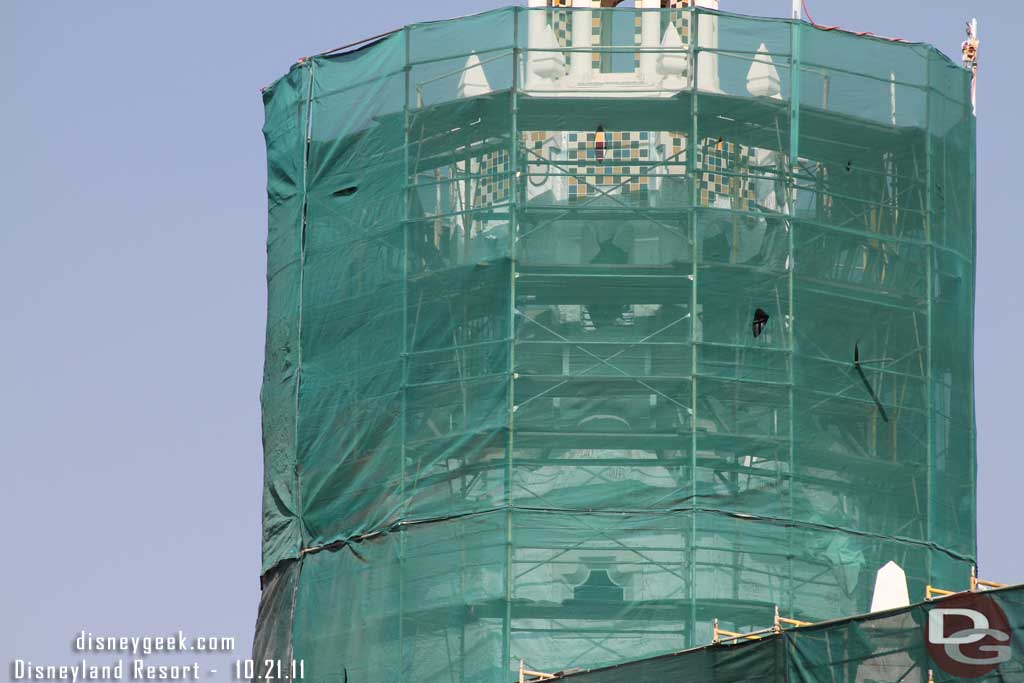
[256,6,976,681]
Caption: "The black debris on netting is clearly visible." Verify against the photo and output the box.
[752,308,770,338]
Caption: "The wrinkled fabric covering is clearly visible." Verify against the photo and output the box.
[256,6,976,681]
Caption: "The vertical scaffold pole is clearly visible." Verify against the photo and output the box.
[505,8,521,677]
[924,49,935,593]
[399,25,412,683]
[293,57,316,550]
[688,0,700,649]
[786,11,802,617]
[283,54,316,678]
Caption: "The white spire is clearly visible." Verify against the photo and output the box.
[530,22,567,81]
[870,561,910,612]
[656,23,688,77]
[457,53,492,98]
[746,43,781,99]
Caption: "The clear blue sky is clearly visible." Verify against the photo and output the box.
[2,0,1018,675]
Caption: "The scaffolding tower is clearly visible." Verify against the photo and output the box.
[255,5,977,682]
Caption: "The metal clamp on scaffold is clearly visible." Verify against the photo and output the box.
[927,565,1007,600]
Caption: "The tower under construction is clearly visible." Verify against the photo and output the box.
[255,2,978,680]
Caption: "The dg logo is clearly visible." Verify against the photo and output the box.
[925,592,1012,678]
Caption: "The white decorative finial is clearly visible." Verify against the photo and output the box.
[457,53,492,98]
[871,561,910,612]
[656,23,688,78]
[530,23,567,81]
[747,43,781,99]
